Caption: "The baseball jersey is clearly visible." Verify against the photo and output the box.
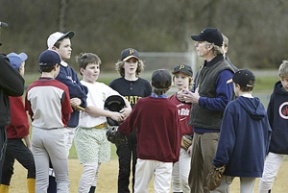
[6,96,30,139]
[78,81,120,128]
[169,93,193,136]
[25,77,72,129]
[118,96,181,162]
[109,77,152,107]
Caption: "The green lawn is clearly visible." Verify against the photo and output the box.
[24,71,279,160]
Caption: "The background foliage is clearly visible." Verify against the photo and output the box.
[1,0,288,72]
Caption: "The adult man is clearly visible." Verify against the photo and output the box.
[179,28,235,193]
[0,21,25,181]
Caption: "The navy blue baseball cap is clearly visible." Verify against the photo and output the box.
[39,50,61,66]
[120,48,139,61]
[191,28,223,47]
[227,69,255,88]
[152,69,172,89]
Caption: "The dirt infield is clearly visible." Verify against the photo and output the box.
[10,159,287,192]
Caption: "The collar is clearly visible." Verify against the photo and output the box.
[151,93,168,98]
[61,61,68,67]
[204,54,224,67]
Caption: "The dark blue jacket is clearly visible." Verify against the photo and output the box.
[267,81,288,154]
[56,64,88,127]
[213,96,272,177]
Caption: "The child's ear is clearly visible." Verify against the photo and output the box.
[80,67,85,75]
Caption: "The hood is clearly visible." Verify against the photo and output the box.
[274,81,288,96]
[237,96,265,120]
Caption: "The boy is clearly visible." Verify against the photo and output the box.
[74,52,132,193]
[258,60,288,193]
[212,69,271,193]
[0,53,35,193]
[109,48,152,193]
[169,64,193,193]
[25,50,73,193]
[118,69,181,193]
[47,31,88,192]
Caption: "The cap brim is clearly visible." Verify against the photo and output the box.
[123,55,139,62]
[59,31,74,41]
[191,35,204,41]
[19,53,28,61]
[226,79,233,84]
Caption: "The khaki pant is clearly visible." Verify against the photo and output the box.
[188,132,231,193]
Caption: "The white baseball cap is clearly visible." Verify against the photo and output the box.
[47,31,74,49]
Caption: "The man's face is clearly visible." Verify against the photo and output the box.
[54,38,72,61]
[194,41,212,58]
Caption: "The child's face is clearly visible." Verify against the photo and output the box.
[54,38,72,61]
[18,62,25,77]
[80,63,100,83]
[173,72,190,91]
[280,76,288,91]
[124,58,138,76]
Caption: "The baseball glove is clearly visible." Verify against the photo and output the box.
[206,165,226,191]
[181,135,193,150]
[106,127,128,145]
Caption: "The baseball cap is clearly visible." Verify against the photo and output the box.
[227,69,255,88]
[191,28,223,47]
[120,48,139,61]
[7,52,28,70]
[152,69,172,89]
[47,31,74,49]
[39,50,61,66]
[104,95,126,126]
[172,64,193,77]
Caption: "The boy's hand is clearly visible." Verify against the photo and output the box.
[120,107,131,119]
[110,111,125,122]
[70,97,81,106]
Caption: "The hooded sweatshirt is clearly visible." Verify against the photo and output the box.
[267,81,288,154]
[213,95,272,177]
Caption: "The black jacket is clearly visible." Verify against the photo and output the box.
[0,53,25,127]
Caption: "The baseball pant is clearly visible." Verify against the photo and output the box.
[64,127,75,156]
[258,152,286,193]
[0,127,7,182]
[78,163,100,193]
[116,131,137,193]
[134,158,173,193]
[239,177,256,193]
[172,148,191,193]
[32,127,69,193]
[1,138,35,185]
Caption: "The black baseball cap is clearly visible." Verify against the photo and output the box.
[152,69,172,89]
[39,50,61,66]
[227,69,256,88]
[104,95,126,126]
[172,64,193,77]
[120,48,139,61]
[191,28,223,47]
